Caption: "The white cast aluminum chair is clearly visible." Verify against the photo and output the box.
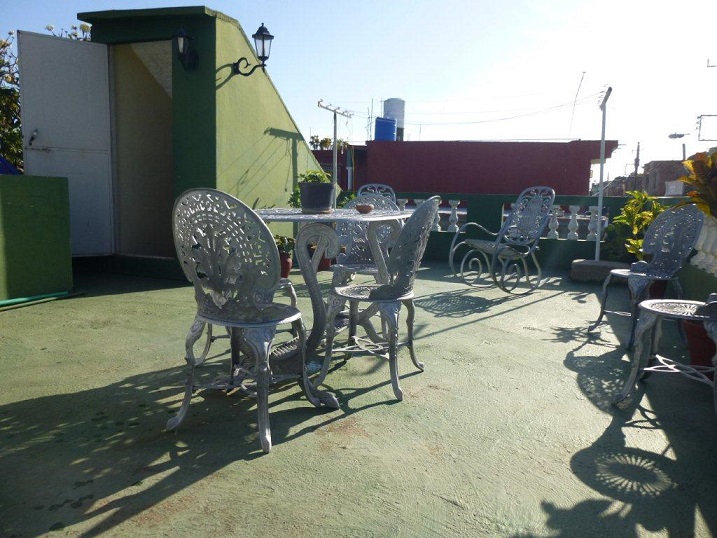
[588,204,704,348]
[331,193,402,287]
[448,186,556,294]
[167,188,337,454]
[357,183,397,202]
[321,196,440,399]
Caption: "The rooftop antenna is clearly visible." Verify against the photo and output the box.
[318,99,353,207]
[595,86,612,261]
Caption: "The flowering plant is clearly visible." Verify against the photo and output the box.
[679,151,717,217]
[274,235,294,255]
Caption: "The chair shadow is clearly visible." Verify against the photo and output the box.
[0,344,411,537]
[510,329,717,537]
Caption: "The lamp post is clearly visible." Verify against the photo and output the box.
[595,86,612,261]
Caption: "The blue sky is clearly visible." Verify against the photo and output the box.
[5,0,716,183]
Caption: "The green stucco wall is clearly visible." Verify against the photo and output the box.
[80,7,321,241]
[214,16,319,216]
[0,176,72,301]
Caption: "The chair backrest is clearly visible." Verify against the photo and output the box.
[337,194,400,265]
[173,189,280,311]
[499,186,556,249]
[369,196,440,299]
[357,183,397,202]
[641,204,704,277]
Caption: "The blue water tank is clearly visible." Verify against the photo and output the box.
[375,117,397,141]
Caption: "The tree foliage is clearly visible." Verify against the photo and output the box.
[0,32,22,171]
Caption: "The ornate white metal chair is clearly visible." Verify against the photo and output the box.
[448,186,555,294]
[167,189,337,454]
[331,193,402,287]
[321,196,440,399]
[588,204,704,348]
[357,183,397,202]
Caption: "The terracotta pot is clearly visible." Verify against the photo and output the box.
[681,320,716,372]
[279,252,292,278]
[648,280,668,299]
[307,244,333,272]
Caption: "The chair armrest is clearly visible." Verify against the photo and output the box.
[630,261,649,273]
[457,221,498,238]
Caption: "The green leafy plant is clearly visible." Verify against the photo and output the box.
[606,190,666,261]
[274,235,294,255]
[298,169,330,183]
[0,32,22,171]
[288,170,331,207]
[679,150,717,217]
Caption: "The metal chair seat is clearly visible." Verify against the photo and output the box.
[196,300,301,327]
[332,283,414,303]
[463,238,526,261]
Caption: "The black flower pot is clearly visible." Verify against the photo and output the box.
[299,183,334,214]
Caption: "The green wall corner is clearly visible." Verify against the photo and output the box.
[0,176,73,301]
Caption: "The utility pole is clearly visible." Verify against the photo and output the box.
[318,99,353,208]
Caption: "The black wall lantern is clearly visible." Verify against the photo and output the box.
[174,28,199,70]
[233,23,274,77]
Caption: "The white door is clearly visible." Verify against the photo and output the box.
[18,31,113,256]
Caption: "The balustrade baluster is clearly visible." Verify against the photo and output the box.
[547,205,560,239]
[567,205,580,240]
[587,206,598,241]
[448,200,460,232]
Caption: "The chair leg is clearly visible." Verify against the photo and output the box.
[403,299,424,371]
[588,273,615,331]
[243,327,276,454]
[627,278,651,349]
[461,249,493,287]
[319,293,347,386]
[379,301,403,400]
[166,318,206,431]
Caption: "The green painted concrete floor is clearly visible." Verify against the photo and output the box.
[1,263,716,537]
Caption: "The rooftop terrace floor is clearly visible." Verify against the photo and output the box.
[1,263,716,537]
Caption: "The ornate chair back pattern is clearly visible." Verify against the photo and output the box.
[357,183,397,202]
[500,186,556,250]
[173,189,280,321]
[370,196,440,299]
[336,194,400,266]
[638,204,704,278]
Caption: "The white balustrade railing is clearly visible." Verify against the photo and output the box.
[396,197,607,240]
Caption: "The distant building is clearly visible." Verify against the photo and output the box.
[605,160,686,196]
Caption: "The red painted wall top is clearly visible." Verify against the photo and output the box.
[354,140,618,196]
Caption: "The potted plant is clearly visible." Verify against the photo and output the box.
[677,151,717,368]
[607,190,666,262]
[297,169,334,214]
[274,235,295,278]
[679,150,717,217]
